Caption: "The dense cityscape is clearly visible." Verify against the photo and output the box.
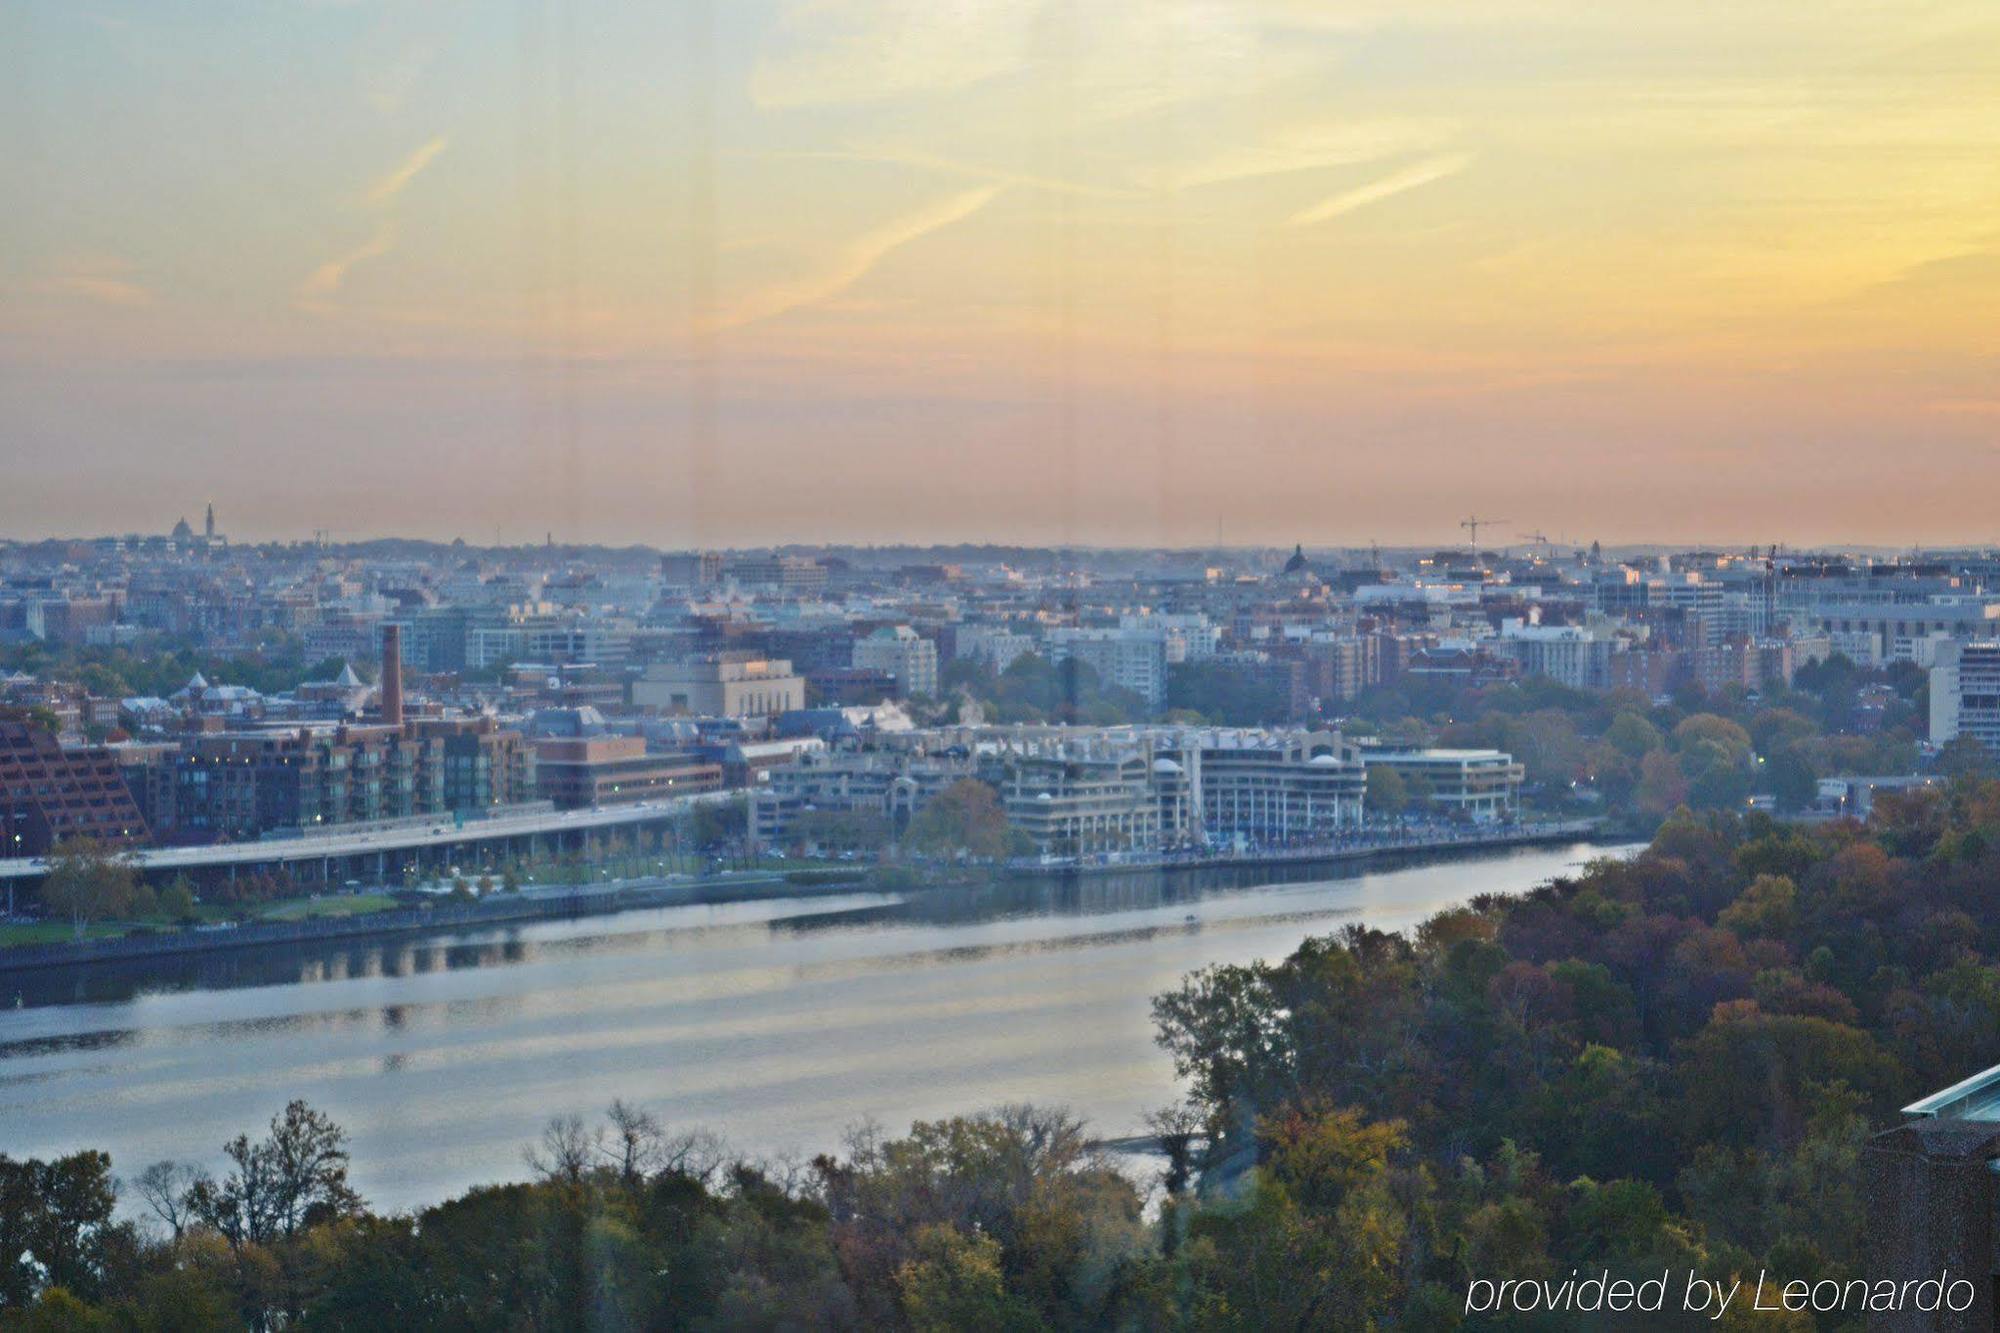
[6,515,1988,897]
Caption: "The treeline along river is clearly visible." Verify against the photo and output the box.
[0,843,1630,1211]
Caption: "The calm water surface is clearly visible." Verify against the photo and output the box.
[0,843,1631,1210]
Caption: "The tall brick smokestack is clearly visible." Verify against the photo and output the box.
[380,624,404,728]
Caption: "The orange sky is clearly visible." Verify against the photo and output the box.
[4,1,1999,547]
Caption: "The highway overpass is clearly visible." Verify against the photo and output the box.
[0,793,740,886]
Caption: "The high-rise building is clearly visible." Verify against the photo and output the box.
[852,626,940,699]
[1494,619,1621,690]
[1045,628,1166,708]
[1930,640,2000,750]
[659,551,723,590]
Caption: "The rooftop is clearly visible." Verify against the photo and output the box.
[1903,1064,2000,1122]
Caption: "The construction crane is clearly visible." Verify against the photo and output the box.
[1519,529,1553,550]
[1460,515,1508,549]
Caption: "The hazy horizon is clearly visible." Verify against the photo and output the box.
[7,1,1999,547]
[1,521,1975,559]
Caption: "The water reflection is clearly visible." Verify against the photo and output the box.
[2,845,1585,1012]
[0,843,1628,1212]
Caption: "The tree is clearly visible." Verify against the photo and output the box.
[0,1152,122,1308]
[816,1104,1146,1328]
[1718,874,1798,939]
[905,779,1010,858]
[794,808,891,853]
[602,1100,664,1185]
[158,878,198,925]
[187,1100,363,1250]
[525,1114,601,1186]
[131,1161,202,1241]
[1366,765,1408,818]
[37,839,138,942]
[1605,711,1664,760]
[5,1286,113,1331]
[691,796,749,852]
[896,1225,1038,1333]
[1636,750,1689,817]
[1145,1102,1205,1199]
[1937,736,1996,781]
[1151,962,1293,1115]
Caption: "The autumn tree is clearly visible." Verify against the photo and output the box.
[905,778,1011,858]
[37,838,138,941]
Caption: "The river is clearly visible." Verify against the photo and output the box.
[0,842,1631,1211]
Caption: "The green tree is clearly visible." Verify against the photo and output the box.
[1605,710,1664,760]
[0,1152,122,1308]
[1365,764,1408,818]
[1937,736,1996,781]
[159,878,198,924]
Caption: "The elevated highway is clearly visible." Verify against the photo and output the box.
[0,793,739,885]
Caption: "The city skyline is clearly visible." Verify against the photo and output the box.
[11,507,1989,558]
[7,1,2000,546]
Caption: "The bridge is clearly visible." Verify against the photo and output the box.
[0,793,740,887]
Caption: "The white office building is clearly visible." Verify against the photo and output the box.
[1931,640,2000,751]
[1495,619,1622,690]
[1045,628,1169,708]
[1356,746,1525,822]
[852,625,940,698]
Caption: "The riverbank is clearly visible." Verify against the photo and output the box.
[0,819,1604,974]
[0,872,862,973]
[1013,817,1603,877]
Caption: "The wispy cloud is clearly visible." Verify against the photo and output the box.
[1148,120,1458,192]
[365,136,450,207]
[749,0,1032,110]
[1287,153,1471,226]
[793,145,1134,200]
[297,223,397,308]
[48,255,152,307]
[298,138,447,313]
[713,185,1005,330]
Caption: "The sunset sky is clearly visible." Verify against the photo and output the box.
[5,1,1999,548]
